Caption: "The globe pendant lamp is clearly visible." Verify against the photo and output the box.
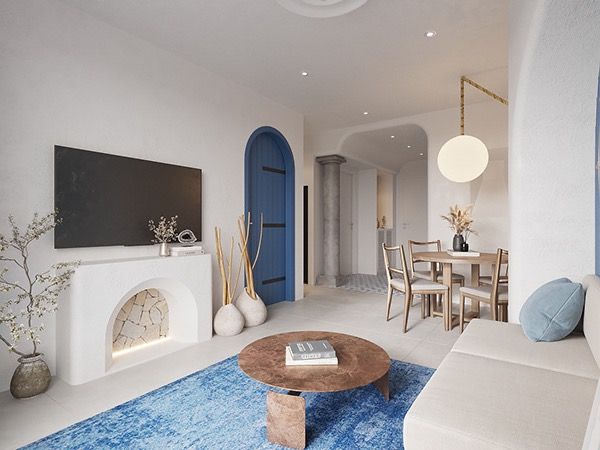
[438,76,508,183]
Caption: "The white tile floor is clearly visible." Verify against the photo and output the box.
[0,285,470,449]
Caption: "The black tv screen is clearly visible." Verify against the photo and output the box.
[54,146,202,248]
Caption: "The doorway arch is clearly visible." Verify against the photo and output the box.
[245,126,295,304]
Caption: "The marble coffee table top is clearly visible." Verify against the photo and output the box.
[238,331,390,393]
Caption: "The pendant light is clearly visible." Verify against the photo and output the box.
[438,76,508,183]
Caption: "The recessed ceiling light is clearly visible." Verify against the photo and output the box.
[424,30,437,38]
[363,111,369,115]
[419,152,424,156]
[301,71,309,77]
[390,135,395,139]
[407,145,412,148]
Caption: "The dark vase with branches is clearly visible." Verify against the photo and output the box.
[0,212,78,398]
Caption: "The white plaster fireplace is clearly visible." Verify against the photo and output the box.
[56,254,212,385]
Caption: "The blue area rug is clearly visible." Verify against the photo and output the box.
[25,357,434,449]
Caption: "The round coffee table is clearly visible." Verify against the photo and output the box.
[238,331,390,449]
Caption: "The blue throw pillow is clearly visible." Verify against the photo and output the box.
[520,278,584,342]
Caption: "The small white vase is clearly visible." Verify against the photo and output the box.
[213,303,244,336]
[235,289,267,327]
[159,242,170,257]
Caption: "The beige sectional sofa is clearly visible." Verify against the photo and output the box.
[404,274,600,450]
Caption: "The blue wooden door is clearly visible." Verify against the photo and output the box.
[246,129,294,304]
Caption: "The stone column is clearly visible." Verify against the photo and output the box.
[316,154,346,287]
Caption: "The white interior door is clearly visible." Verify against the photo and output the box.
[340,171,353,275]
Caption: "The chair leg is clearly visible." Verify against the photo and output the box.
[459,294,466,333]
[443,292,449,331]
[403,293,412,333]
[491,301,497,321]
[420,294,426,319]
[385,287,393,321]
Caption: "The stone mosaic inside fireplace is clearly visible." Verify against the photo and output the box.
[112,289,169,352]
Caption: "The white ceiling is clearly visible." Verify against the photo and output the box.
[61,0,508,133]
[341,124,427,173]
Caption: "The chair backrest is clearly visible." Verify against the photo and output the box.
[490,248,509,312]
[381,243,411,295]
[408,240,442,274]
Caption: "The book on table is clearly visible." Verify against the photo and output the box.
[285,346,338,366]
[287,340,336,360]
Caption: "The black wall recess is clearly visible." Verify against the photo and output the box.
[54,146,202,248]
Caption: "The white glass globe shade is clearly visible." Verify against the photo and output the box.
[437,135,489,182]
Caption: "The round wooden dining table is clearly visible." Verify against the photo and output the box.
[411,251,506,329]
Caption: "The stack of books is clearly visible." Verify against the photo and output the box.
[285,340,338,366]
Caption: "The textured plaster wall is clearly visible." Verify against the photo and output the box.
[508,0,600,321]
[0,0,303,391]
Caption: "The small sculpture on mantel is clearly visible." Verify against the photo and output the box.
[177,229,197,245]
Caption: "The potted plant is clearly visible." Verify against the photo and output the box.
[0,212,78,398]
[148,215,178,256]
[441,204,477,251]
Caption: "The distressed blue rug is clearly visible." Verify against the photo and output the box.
[25,357,433,449]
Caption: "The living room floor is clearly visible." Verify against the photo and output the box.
[0,285,465,449]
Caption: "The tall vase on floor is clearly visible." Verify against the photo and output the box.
[235,288,267,327]
[213,303,244,336]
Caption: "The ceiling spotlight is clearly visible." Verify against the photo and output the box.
[425,30,437,38]
[419,153,424,156]
[301,71,309,77]
[363,111,369,115]
[390,135,395,139]
[407,145,411,148]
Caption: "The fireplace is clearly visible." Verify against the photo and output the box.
[56,254,212,385]
[112,289,169,353]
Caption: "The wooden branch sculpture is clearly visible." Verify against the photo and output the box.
[214,227,237,306]
[237,212,264,300]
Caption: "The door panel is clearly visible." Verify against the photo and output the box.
[248,133,287,304]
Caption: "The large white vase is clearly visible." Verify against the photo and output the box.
[213,303,244,336]
[235,289,267,327]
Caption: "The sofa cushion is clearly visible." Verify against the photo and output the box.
[404,352,597,450]
[519,278,584,342]
[453,319,599,379]
[583,275,600,368]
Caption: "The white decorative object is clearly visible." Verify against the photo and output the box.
[170,244,204,256]
[177,229,197,244]
[56,253,212,385]
[213,303,244,336]
[235,289,267,327]
[438,135,489,183]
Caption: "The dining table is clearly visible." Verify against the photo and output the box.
[412,251,507,330]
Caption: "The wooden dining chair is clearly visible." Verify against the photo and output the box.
[459,248,509,332]
[408,240,465,287]
[382,244,450,332]
[478,260,509,286]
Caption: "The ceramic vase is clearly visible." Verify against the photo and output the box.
[159,242,170,257]
[213,303,244,336]
[10,353,51,399]
[452,234,465,251]
[235,289,267,327]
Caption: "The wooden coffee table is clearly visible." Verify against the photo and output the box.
[238,331,391,449]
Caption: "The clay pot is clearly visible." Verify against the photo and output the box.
[213,303,244,336]
[235,289,267,327]
[10,353,51,399]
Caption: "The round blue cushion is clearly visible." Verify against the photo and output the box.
[519,278,584,342]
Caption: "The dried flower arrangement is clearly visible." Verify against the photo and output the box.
[441,204,477,238]
[0,212,79,358]
[214,213,264,306]
[148,215,178,243]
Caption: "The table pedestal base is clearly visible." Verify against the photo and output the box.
[266,370,390,449]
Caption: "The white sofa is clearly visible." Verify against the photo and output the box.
[404,274,600,450]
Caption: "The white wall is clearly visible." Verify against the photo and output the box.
[508,0,600,321]
[0,0,304,391]
[396,159,428,248]
[356,169,378,274]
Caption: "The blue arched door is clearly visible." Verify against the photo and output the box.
[245,127,295,304]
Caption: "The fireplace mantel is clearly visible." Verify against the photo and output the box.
[56,254,212,385]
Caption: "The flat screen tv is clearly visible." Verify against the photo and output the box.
[54,146,202,248]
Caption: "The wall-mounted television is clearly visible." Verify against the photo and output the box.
[54,146,202,248]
